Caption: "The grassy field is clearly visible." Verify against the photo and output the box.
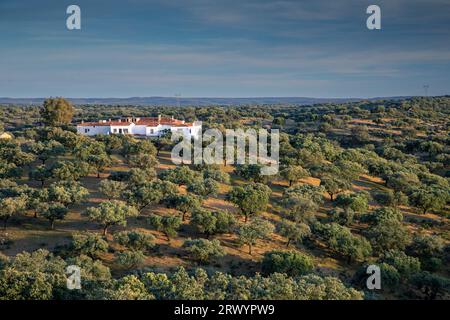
[2,148,447,281]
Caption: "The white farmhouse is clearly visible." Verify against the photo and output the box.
[76,115,202,139]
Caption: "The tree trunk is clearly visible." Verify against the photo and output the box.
[50,220,55,230]
[423,208,427,215]
[289,180,292,187]
[244,215,248,223]
[330,193,334,201]
[286,239,291,248]
[182,212,186,222]
[41,180,45,187]
[34,211,38,218]
[248,244,252,255]
[97,171,101,178]
[103,225,108,236]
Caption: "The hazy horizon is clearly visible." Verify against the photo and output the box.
[0,95,418,99]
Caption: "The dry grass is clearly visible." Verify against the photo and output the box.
[1,147,448,278]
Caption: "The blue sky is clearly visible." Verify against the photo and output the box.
[1,0,449,98]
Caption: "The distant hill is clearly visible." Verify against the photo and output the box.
[0,96,411,106]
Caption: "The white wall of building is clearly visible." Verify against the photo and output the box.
[110,123,134,135]
[145,126,160,136]
[77,121,202,139]
[133,125,147,135]
[190,122,202,139]
[77,125,111,136]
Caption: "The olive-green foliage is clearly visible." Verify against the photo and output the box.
[37,202,68,229]
[407,234,445,271]
[50,160,90,181]
[238,218,274,254]
[280,165,309,186]
[234,164,268,183]
[141,266,363,300]
[113,230,155,251]
[262,250,315,276]
[314,222,372,262]
[115,250,146,269]
[187,177,219,199]
[282,184,324,224]
[29,165,52,186]
[183,238,225,263]
[25,140,65,164]
[0,195,27,229]
[47,181,89,207]
[165,194,202,221]
[109,275,153,300]
[361,207,403,225]
[128,153,159,170]
[227,183,271,222]
[378,250,421,280]
[159,165,199,186]
[40,98,75,126]
[408,185,449,215]
[74,140,111,178]
[72,232,109,258]
[190,209,236,236]
[327,207,356,226]
[367,219,411,254]
[121,138,157,161]
[0,249,66,300]
[276,220,311,247]
[99,179,127,200]
[123,179,177,212]
[373,190,408,208]
[85,200,138,235]
[411,271,450,300]
[147,214,182,241]
[336,192,369,214]
[202,166,230,184]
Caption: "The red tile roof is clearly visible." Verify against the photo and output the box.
[78,117,194,127]
[78,121,125,126]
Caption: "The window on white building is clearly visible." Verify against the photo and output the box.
[124,129,128,134]
[84,128,90,133]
